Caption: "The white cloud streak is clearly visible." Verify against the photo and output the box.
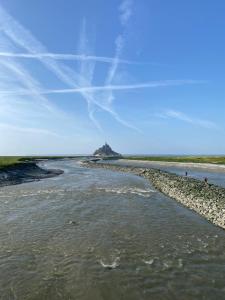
[0,51,134,64]
[0,58,56,113]
[106,0,132,86]
[119,0,133,26]
[105,35,124,87]
[0,80,204,96]
[98,0,141,132]
[0,11,91,143]
[0,122,60,136]
[76,19,102,131]
[161,109,218,129]
[0,4,140,132]
[0,3,206,139]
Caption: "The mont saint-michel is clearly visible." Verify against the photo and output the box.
[93,143,122,158]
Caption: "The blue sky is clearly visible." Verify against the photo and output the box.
[0,0,224,155]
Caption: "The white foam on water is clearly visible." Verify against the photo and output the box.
[163,262,170,269]
[99,257,120,269]
[20,189,65,197]
[143,258,154,265]
[97,186,155,198]
[178,258,183,268]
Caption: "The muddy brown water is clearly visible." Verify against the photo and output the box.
[0,159,225,300]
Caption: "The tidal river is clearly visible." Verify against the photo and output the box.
[1,159,225,300]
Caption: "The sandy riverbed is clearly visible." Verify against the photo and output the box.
[121,159,225,172]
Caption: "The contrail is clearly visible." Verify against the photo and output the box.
[76,19,103,132]
[102,0,133,127]
[0,51,136,64]
[43,79,205,94]
[0,57,67,119]
[0,3,206,135]
[0,80,205,96]
[0,4,141,131]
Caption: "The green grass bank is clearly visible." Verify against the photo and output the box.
[0,156,80,169]
[126,156,225,165]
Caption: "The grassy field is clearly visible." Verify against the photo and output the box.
[0,157,23,168]
[0,156,79,168]
[126,156,225,165]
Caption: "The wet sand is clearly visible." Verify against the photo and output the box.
[122,159,225,172]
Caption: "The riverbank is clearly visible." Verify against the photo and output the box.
[83,161,225,230]
[121,159,225,172]
[0,162,63,187]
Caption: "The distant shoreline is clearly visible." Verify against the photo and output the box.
[124,155,225,166]
[121,159,225,172]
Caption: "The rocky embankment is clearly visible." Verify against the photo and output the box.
[0,163,63,187]
[83,161,225,230]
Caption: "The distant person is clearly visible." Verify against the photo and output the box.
[204,177,208,184]
[185,171,188,176]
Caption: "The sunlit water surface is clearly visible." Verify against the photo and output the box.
[0,160,225,300]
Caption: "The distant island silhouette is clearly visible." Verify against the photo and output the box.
[93,143,122,158]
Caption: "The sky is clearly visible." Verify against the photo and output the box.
[0,0,224,155]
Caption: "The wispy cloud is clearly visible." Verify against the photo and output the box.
[106,0,132,81]
[76,19,102,131]
[105,0,133,90]
[0,4,141,132]
[0,58,56,113]
[0,51,135,64]
[119,0,133,26]
[158,109,218,129]
[0,11,92,143]
[0,80,204,96]
[105,35,124,87]
[0,2,206,139]
[100,0,141,132]
[0,122,60,136]
[0,34,68,133]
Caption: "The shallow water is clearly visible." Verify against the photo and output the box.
[1,160,225,299]
[104,159,225,188]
